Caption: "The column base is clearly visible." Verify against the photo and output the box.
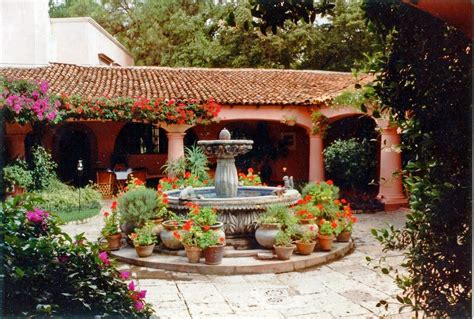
[377,194,409,211]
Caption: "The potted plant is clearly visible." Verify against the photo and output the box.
[161,214,184,250]
[129,222,156,257]
[292,194,320,233]
[100,201,122,250]
[255,205,296,249]
[185,203,225,245]
[118,186,158,243]
[294,226,318,255]
[199,230,225,265]
[318,219,340,251]
[3,160,33,195]
[337,204,357,242]
[150,188,172,237]
[273,229,296,260]
[281,115,297,126]
[181,221,203,263]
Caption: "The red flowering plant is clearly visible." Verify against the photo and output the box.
[129,223,155,247]
[1,77,64,124]
[295,225,319,244]
[301,180,342,221]
[335,200,357,233]
[238,168,262,186]
[155,186,173,220]
[184,203,218,230]
[292,194,322,222]
[180,222,204,248]
[101,201,120,237]
[318,219,341,236]
[158,176,180,191]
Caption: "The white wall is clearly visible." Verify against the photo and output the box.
[50,17,134,66]
[0,0,50,66]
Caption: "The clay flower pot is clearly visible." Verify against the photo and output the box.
[255,223,280,249]
[318,234,334,251]
[209,222,226,245]
[203,244,225,265]
[273,244,296,260]
[106,233,122,251]
[184,245,202,263]
[12,185,25,196]
[134,244,155,257]
[160,220,184,250]
[295,240,316,255]
[337,231,352,242]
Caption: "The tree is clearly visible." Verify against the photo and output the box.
[48,0,375,71]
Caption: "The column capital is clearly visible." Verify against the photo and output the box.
[160,123,193,133]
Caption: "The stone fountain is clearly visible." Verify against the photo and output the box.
[165,128,300,248]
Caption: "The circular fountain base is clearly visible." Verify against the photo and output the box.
[110,240,354,275]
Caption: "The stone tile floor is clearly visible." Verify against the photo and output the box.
[62,202,411,318]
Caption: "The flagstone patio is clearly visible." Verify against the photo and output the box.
[61,202,410,318]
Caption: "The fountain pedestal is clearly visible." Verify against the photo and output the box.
[215,157,238,197]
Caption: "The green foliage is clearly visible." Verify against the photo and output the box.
[3,159,33,189]
[49,0,375,71]
[302,181,339,203]
[324,138,375,191]
[295,227,318,243]
[118,187,158,226]
[1,195,153,317]
[130,222,155,246]
[185,145,209,180]
[319,219,340,236]
[186,205,218,227]
[258,205,297,229]
[34,179,101,215]
[181,225,204,248]
[197,230,221,250]
[362,0,471,316]
[101,209,120,237]
[274,229,294,247]
[29,145,58,191]
[56,207,100,224]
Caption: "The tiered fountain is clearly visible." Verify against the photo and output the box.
[164,128,301,248]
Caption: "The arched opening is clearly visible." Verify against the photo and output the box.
[54,123,97,186]
[191,120,309,185]
[323,115,380,202]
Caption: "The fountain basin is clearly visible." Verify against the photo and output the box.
[165,186,300,247]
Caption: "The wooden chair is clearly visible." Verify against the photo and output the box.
[96,171,116,199]
[127,170,147,184]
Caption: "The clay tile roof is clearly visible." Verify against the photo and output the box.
[0,63,371,106]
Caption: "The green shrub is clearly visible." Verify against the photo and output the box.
[323,138,375,191]
[3,159,33,189]
[1,195,154,317]
[118,187,158,225]
[302,181,339,203]
[258,205,297,229]
[29,146,58,191]
[34,179,101,215]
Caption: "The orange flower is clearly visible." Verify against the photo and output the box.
[202,225,210,231]
[130,233,138,240]
[103,211,110,217]
[183,220,193,231]
[326,180,334,185]
[334,199,341,205]
[135,179,144,186]
[317,204,323,210]
[185,171,191,178]
[172,231,181,240]
[247,168,254,174]
[111,201,117,210]
[331,220,337,229]
[296,199,305,205]
[319,219,326,226]
[163,198,169,204]
[219,237,225,244]
[341,198,347,204]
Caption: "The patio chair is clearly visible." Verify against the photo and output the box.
[96,171,116,199]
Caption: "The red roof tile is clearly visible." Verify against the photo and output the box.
[0,63,370,106]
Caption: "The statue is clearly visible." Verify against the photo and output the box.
[283,176,294,190]
[178,186,203,201]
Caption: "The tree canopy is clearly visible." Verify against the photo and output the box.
[49,0,375,71]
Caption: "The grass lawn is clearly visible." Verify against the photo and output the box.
[56,207,101,223]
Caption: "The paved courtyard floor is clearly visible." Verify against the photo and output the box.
[62,202,410,318]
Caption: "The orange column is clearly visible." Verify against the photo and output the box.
[377,122,408,210]
[5,134,26,160]
[308,130,325,182]
[161,124,192,177]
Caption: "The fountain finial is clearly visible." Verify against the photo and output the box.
[219,128,231,140]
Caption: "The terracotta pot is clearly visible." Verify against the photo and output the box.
[255,223,280,249]
[150,218,164,237]
[106,233,122,251]
[318,233,334,251]
[134,244,155,257]
[295,240,316,255]
[184,245,202,263]
[209,222,226,245]
[273,244,296,260]
[337,231,352,242]
[203,244,225,265]
[160,220,184,250]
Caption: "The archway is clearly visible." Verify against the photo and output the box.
[54,123,97,186]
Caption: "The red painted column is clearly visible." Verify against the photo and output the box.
[376,121,408,210]
[5,123,32,160]
[308,130,325,182]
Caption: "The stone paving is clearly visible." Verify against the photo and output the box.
[62,203,411,318]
